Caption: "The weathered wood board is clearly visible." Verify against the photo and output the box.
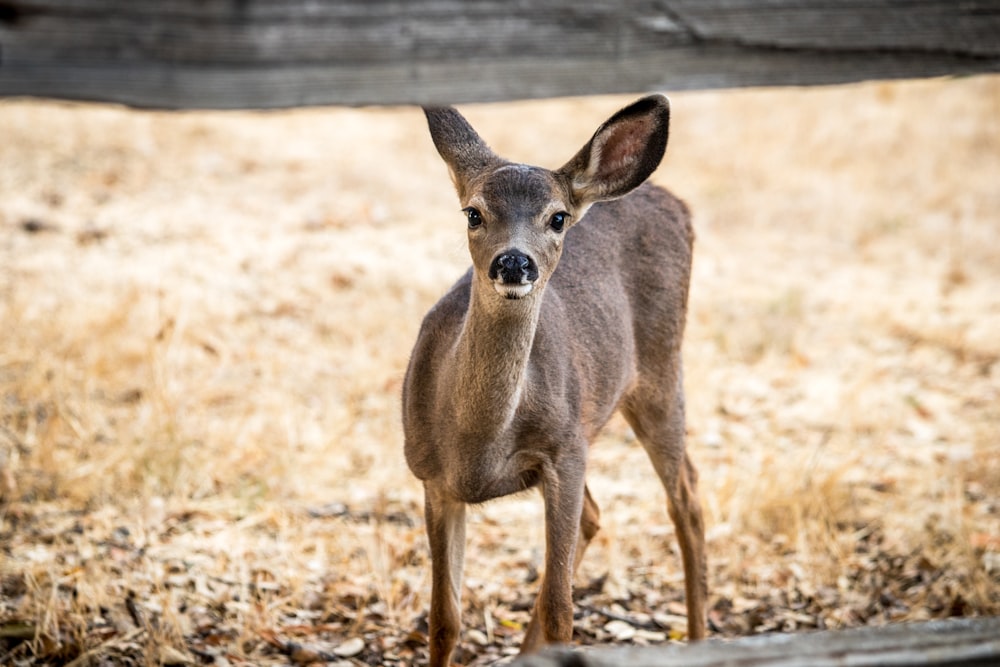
[0,1,998,108]
[513,617,1000,667]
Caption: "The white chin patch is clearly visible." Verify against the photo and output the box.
[494,282,534,299]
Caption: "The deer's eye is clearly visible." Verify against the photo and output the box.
[549,211,568,233]
[464,207,483,229]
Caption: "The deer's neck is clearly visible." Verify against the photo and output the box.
[446,281,541,440]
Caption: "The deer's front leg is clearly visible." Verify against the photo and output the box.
[424,482,467,667]
[521,460,586,654]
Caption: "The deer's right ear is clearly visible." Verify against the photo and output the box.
[424,107,499,196]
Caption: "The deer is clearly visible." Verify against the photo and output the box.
[402,95,706,666]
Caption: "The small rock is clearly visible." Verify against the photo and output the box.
[333,636,365,657]
[603,619,635,641]
[467,629,489,646]
[635,629,667,643]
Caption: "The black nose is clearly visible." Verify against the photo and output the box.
[489,251,538,284]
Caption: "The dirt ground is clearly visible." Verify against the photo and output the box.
[1,75,998,666]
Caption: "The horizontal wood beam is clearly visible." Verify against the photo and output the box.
[1,1,998,108]
[513,617,1000,667]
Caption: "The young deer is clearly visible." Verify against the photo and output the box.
[402,96,706,665]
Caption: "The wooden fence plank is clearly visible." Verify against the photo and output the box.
[512,617,1000,667]
[1,1,998,108]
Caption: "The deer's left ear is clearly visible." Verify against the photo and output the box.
[558,95,670,207]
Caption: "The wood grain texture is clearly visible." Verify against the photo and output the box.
[1,2,997,109]
[512,617,1000,667]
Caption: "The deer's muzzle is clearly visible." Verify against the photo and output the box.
[489,251,539,299]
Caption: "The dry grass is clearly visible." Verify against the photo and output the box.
[1,75,998,665]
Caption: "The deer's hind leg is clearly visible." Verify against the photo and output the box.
[574,485,601,575]
[621,384,707,640]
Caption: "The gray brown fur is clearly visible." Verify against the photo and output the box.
[402,96,707,666]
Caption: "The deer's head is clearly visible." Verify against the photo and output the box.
[424,96,670,301]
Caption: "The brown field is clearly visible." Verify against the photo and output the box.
[1,75,999,666]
